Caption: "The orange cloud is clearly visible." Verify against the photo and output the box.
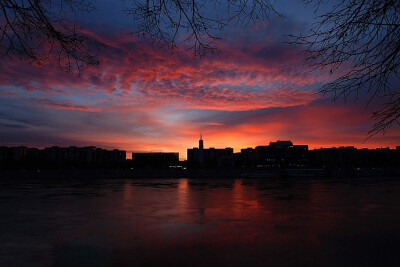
[0,28,323,112]
[0,25,398,158]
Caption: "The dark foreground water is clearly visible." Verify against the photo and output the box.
[1,177,400,266]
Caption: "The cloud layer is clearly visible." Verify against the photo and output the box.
[0,19,398,159]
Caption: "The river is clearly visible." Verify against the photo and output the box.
[1,177,400,266]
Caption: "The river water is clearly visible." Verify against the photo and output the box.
[1,177,400,266]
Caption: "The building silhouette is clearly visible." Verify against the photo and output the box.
[0,141,399,171]
[0,146,126,168]
[308,146,400,168]
[187,135,234,169]
[236,140,308,168]
[131,152,179,169]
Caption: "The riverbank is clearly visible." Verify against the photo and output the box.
[1,167,399,179]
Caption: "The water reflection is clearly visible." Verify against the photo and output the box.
[0,177,400,266]
[178,178,189,210]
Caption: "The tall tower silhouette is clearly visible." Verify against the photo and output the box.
[199,134,204,164]
[199,133,204,149]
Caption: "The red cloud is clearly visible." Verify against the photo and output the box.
[2,25,397,157]
[28,98,101,112]
[0,28,324,111]
[173,101,400,157]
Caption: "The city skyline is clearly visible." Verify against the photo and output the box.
[1,0,399,161]
[1,2,399,265]
[2,138,399,172]
[1,136,399,161]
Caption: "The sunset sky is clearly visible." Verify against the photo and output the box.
[0,1,399,160]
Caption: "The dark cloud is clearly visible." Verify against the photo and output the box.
[0,15,398,154]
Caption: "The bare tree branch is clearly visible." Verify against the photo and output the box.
[0,0,103,74]
[290,0,400,136]
[2,0,398,138]
[123,0,280,58]
[1,1,280,68]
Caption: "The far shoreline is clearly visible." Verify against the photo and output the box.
[1,167,399,179]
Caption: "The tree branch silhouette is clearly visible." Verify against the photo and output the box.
[0,0,102,74]
[123,0,280,58]
[290,0,400,136]
[1,0,399,136]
